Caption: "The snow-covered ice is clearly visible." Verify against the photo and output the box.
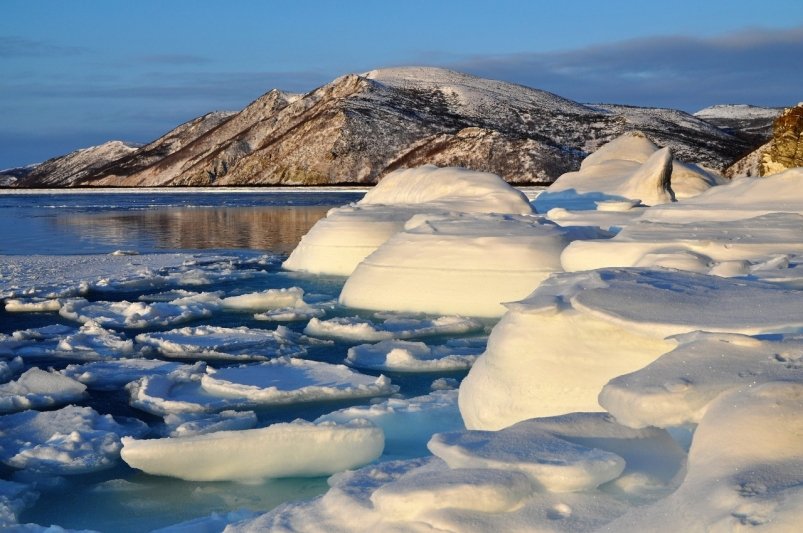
[0,406,147,474]
[128,358,397,416]
[304,314,483,342]
[340,212,609,317]
[135,325,307,360]
[459,268,803,430]
[344,338,483,372]
[121,419,384,481]
[283,165,533,275]
[161,410,258,438]
[0,369,87,414]
[59,298,212,329]
[599,331,803,428]
[61,359,186,391]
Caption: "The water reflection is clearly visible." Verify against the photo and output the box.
[54,206,332,253]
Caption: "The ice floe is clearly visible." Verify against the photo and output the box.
[0,358,24,383]
[0,369,87,413]
[135,325,308,360]
[59,298,212,329]
[128,359,397,416]
[61,359,187,391]
[340,212,610,317]
[0,480,38,528]
[121,419,384,481]
[0,406,147,474]
[344,338,483,372]
[283,165,533,275]
[304,314,483,342]
[599,331,803,428]
[161,410,258,438]
[459,268,803,429]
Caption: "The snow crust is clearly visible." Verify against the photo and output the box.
[121,419,384,481]
[283,165,533,275]
[340,212,609,317]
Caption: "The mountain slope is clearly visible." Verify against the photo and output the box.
[15,141,141,187]
[27,67,752,186]
[694,104,782,145]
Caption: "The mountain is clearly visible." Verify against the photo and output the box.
[14,67,752,187]
[694,104,782,145]
[13,141,141,188]
[726,103,803,178]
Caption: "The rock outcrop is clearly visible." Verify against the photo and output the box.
[726,103,803,178]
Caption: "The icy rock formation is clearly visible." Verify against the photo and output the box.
[535,131,725,212]
[459,268,803,430]
[339,212,610,317]
[283,165,533,276]
[121,419,384,481]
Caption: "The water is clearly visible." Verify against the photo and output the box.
[0,190,478,531]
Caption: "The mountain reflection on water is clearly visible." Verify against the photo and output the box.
[54,206,333,253]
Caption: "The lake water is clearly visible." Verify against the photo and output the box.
[0,190,480,531]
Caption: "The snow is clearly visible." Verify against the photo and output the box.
[0,358,23,383]
[135,325,307,360]
[0,480,38,528]
[0,369,87,414]
[344,338,483,372]
[283,165,533,276]
[304,314,484,342]
[693,104,782,121]
[560,213,803,274]
[339,212,609,317]
[459,268,803,430]
[128,359,397,416]
[121,419,384,482]
[599,331,803,428]
[59,298,212,329]
[162,410,258,438]
[61,359,186,391]
[0,406,147,474]
[605,382,803,531]
[534,131,724,212]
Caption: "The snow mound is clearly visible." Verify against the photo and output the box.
[135,325,307,360]
[128,359,397,416]
[304,314,483,342]
[283,165,533,276]
[121,419,384,482]
[0,405,147,474]
[0,369,87,414]
[600,332,803,428]
[340,212,609,317]
[345,338,483,372]
[535,131,724,211]
[606,382,803,531]
[317,390,464,459]
[459,268,803,429]
[561,213,803,274]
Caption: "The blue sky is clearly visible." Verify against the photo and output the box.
[2,0,802,168]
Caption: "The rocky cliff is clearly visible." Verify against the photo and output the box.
[12,67,752,187]
[726,103,803,178]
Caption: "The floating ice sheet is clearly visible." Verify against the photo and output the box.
[61,359,187,391]
[345,339,482,372]
[0,405,147,474]
[59,298,212,329]
[121,419,384,482]
[0,369,87,414]
[305,315,483,342]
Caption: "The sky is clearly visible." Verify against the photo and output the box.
[2,0,803,168]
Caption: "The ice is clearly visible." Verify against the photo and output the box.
[534,131,724,212]
[135,325,307,361]
[0,406,147,474]
[128,359,397,416]
[61,359,187,391]
[59,298,212,329]
[220,287,306,310]
[138,289,202,302]
[561,213,803,274]
[0,369,87,413]
[3,299,62,312]
[0,357,23,383]
[121,419,384,482]
[304,314,483,342]
[162,410,258,438]
[339,212,609,317]
[599,332,803,428]
[345,339,482,372]
[0,324,74,358]
[545,206,645,233]
[459,268,803,429]
[642,167,803,223]
[316,390,464,459]
[0,479,38,528]
[152,510,259,533]
[283,165,533,275]
[605,382,803,531]
[429,413,684,494]
[0,322,132,361]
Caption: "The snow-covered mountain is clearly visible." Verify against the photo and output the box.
[694,104,782,145]
[13,67,752,187]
